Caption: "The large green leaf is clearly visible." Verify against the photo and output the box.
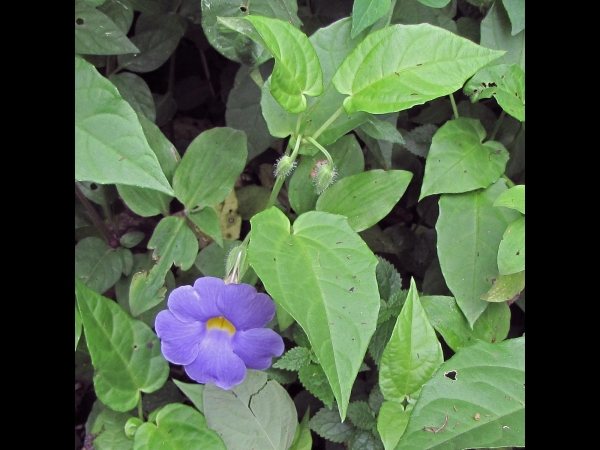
[436,180,519,327]
[75,3,139,55]
[75,237,123,294]
[98,0,134,35]
[420,118,509,200]
[117,114,180,217]
[109,73,156,123]
[260,17,370,144]
[464,64,525,122]
[379,278,443,402]
[117,13,187,73]
[502,0,525,35]
[75,279,169,412]
[75,56,174,195]
[497,216,525,274]
[85,400,134,450]
[248,208,380,420]
[494,184,525,214]
[351,0,392,38]
[201,0,301,64]
[421,296,510,352]
[204,370,298,450]
[316,170,413,232]
[173,127,247,211]
[129,216,198,316]
[332,23,505,114]
[288,134,364,214]
[480,0,525,71]
[133,403,225,450]
[219,16,323,113]
[394,336,525,449]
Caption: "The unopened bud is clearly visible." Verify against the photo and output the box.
[225,243,249,284]
[274,155,297,178]
[312,160,337,194]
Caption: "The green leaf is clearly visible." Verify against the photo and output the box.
[117,247,134,276]
[75,237,123,294]
[494,184,525,214]
[347,401,377,431]
[98,0,134,35]
[75,56,174,195]
[289,134,364,214]
[497,216,525,274]
[380,278,443,401]
[392,0,457,32]
[129,216,198,316]
[332,23,505,114]
[75,3,139,55]
[273,347,314,371]
[378,401,410,450]
[120,231,145,249]
[220,16,323,113]
[394,337,525,449]
[86,400,134,450]
[298,363,335,409]
[464,64,525,122]
[236,185,274,220]
[369,384,385,415]
[421,296,510,351]
[403,124,438,158]
[351,0,392,38]
[351,430,385,450]
[75,305,83,351]
[265,367,298,385]
[75,279,169,412]
[200,0,301,64]
[260,17,370,145]
[309,405,356,443]
[204,370,298,450]
[172,380,205,414]
[133,403,225,450]
[416,0,451,6]
[116,113,179,217]
[117,13,187,73]
[501,0,524,35]
[481,271,524,302]
[369,317,396,366]
[248,208,380,420]
[359,114,405,145]
[187,206,223,248]
[109,73,156,123]
[480,0,525,71]
[289,409,313,450]
[316,170,413,232]
[420,118,509,200]
[436,180,519,326]
[173,127,247,211]
[376,256,403,302]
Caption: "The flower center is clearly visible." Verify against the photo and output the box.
[206,316,236,335]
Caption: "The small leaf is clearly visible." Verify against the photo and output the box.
[75,56,174,195]
[494,184,525,214]
[350,430,384,450]
[133,403,225,450]
[219,16,323,113]
[369,317,396,366]
[497,216,525,274]
[436,180,520,326]
[379,278,444,401]
[481,271,525,302]
[120,231,145,249]
[172,380,205,414]
[332,24,505,114]
[377,400,410,450]
[351,0,392,38]
[109,73,156,123]
[129,216,198,316]
[395,337,525,449]
[316,170,413,232]
[358,115,405,144]
[173,127,247,211]
[289,409,313,450]
[273,347,314,371]
[420,118,509,200]
[403,124,438,158]
[85,400,134,450]
[75,279,169,412]
[368,384,385,415]
[75,3,139,55]
[204,370,298,450]
[298,363,335,409]
[347,401,376,431]
[75,237,123,294]
[309,405,356,443]
[376,256,403,302]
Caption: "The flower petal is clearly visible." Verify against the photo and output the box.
[192,277,226,320]
[184,329,247,390]
[218,284,276,330]
[232,328,285,370]
[167,286,204,323]
[155,310,205,365]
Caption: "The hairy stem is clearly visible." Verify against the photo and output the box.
[265,134,302,210]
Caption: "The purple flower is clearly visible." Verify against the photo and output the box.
[155,277,284,390]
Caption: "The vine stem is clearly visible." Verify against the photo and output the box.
[489,110,506,141]
[449,93,459,119]
[306,136,333,165]
[75,183,117,247]
[502,174,515,188]
[312,105,345,141]
[265,134,303,210]
[137,396,144,421]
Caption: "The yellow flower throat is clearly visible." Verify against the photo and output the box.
[206,316,236,335]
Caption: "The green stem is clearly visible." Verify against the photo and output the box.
[312,105,345,141]
[265,135,302,210]
[449,93,459,119]
[137,396,144,421]
[489,110,506,141]
[502,174,515,188]
[306,136,333,165]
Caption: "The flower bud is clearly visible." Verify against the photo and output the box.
[312,160,337,194]
[274,155,297,178]
[225,243,249,284]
